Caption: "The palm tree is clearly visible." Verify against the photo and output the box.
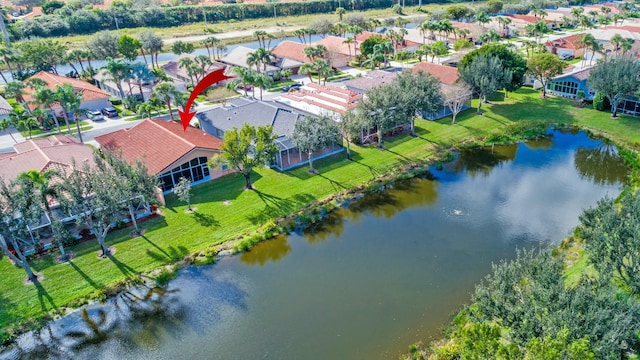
[5,81,29,111]
[152,82,180,121]
[253,73,272,101]
[580,33,595,66]
[17,170,69,260]
[34,86,63,134]
[102,57,130,99]
[343,37,354,57]
[621,38,635,56]
[67,49,87,76]
[54,84,77,134]
[571,7,584,27]
[254,30,269,48]
[200,36,220,59]
[0,118,17,143]
[15,114,38,139]
[349,25,363,55]
[313,59,333,85]
[0,46,19,75]
[476,11,491,30]
[58,85,85,142]
[178,57,196,86]
[298,62,316,84]
[246,51,261,73]
[610,33,624,54]
[129,62,154,102]
[254,47,276,73]
[226,67,256,97]
[335,7,346,21]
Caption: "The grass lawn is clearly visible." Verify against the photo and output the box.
[1,87,639,339]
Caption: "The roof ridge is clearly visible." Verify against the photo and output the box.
[148,120,195,148]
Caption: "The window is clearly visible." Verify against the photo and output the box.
[548,79,579,96]
[221,162,229,171]
[159,156,214,192]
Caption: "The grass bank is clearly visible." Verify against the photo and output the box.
[1,87,640,344]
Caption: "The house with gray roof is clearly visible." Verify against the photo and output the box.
[197,98,343,170]
[219,46,280,76]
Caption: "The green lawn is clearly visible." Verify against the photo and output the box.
[1,87,639,341]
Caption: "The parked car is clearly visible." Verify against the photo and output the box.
[559,54,574,61]
[101,107,119,118]
[281,83,302,92]
[239,84,254,90]
[87,110,104,121]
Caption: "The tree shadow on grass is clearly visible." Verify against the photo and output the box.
[385,147,413,164]
[316,173,347,191]
[107,253,139,278]
[190,211,220,228]
[69,260,102,290]
[145,245,190,263]
[246,190,315,225]
[283,152,350,181]
[34,281,58,314]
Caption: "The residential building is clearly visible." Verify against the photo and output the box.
[161,55,227,85]
[0,135,98,250]
[342,70,399,93]
[219,46,280,76]
[95,119,227,194]
[271,41,309,74]
[317,36,355,67]
[412,62,471,119]
[197,98,343,171]
[546,67,594,100]
[275,82,362,120]
[544,34,585,59]
[23,71,112,114]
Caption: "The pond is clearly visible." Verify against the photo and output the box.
[0,130,628,360]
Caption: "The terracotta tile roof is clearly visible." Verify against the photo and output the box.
[23,72,111,108]
[94,119,223,175]
[412,62,459,85]
[355,31,379,42]
[318,36,355,57]
[0,135,95,182]
[161,55,226,81]
[506,14,552,24]
[545,34,584,51]
[272,41,310,63]
[602,25,640,33]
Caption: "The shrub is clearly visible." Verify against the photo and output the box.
[592,92,610,111]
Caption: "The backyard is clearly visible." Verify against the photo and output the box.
[1,87,640,341]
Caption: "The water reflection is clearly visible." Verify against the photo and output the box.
[574,143,628,185]
[447,145,518,177]
[240,235,292,266]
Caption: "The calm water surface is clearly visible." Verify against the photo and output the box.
[0,130,627,360]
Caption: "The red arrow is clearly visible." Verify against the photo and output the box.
[178,68,233,131]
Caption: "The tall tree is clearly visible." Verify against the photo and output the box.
[171,41,195,56]
[292,116,340,173]
[56,84,86,142]
[128,62,154,102]
[103,151,158,235]
[139,31,163,69]
[152,82,181,121]
[5,81,29,111]
[338,110,361,161]
[17,170,69,260]
[54,83,78,135]
[395,70,443,136]
[443,82,472,124]
[87,31,120,60]
[527,52,566,98]
[118,35,142,62]
[588,56,640,118]
[0,179,43,283]
[459,44,527,95]
[459,54,511,114]
[60,154,127,257]
[34,86,63,134]
[356,82,402,148]
[210,123,278,189]
[102,57,130,99]
[0,118,18,143]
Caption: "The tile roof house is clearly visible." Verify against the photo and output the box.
[275,82,363,120]
[412,63,471,120]
[197,98,343,170]
[220,46,280,76]
[412,62,460,85]
[544,34,585,59]
[272,41,310,64]
[317,36,355,67]
[95,119,227,193]
[0,95,12,119]
[0,135,95,184]
[24,71,112,114]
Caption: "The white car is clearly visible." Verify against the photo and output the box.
[87,110,104,121]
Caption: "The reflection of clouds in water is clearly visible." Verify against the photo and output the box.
[443,152,621,243]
